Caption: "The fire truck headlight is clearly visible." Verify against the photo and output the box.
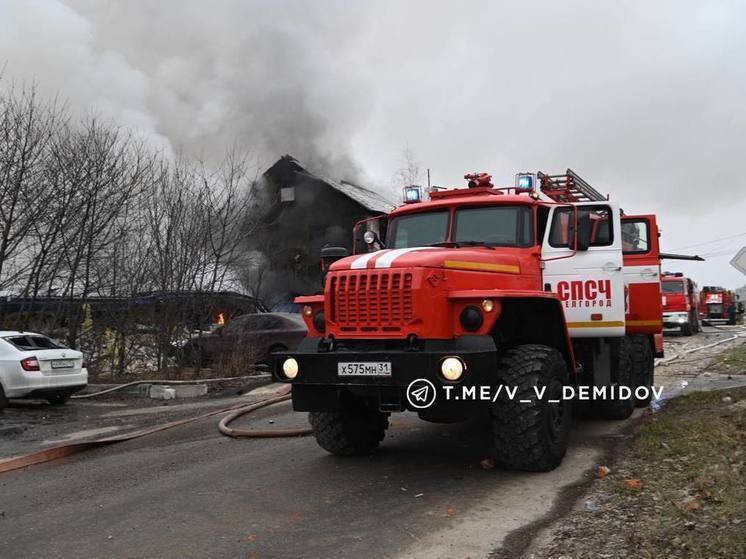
[282,357,299,379]
[440,357,465,381]
[363,230,377,245]
[313,311,326,333]
[460,306,484,331]
[481,299,494,312]
[302,305,313,317]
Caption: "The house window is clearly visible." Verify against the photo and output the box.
[280,187,295,202]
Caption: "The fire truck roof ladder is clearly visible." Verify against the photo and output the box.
[538,169,607,203]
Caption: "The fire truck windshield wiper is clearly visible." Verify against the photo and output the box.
[430,241,495,250]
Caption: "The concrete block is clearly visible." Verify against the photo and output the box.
[149,383,207,400]
[172,383,208,398]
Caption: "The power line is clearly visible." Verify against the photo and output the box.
[671,231,746,252]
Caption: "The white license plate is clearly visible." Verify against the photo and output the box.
[338,362,392,377]
[51,360,74,369]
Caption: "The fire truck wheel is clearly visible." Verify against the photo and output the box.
[680,322,693,336]
[490,344,571,472]
[629,335,654,407]
[597,337,635,420]
[309,406,390,456]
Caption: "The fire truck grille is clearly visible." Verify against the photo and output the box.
[708,303,724,316]
[330,271,414,332]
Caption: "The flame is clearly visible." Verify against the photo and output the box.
[217,312,226,325]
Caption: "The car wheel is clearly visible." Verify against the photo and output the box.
[261,344,287,365]
[0,385,7,411]
[46,392,70,406]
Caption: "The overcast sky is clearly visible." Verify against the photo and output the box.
[1,0,745,288]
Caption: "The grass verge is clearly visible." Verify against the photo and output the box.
[533,387,746,559]
[714,343,746,374]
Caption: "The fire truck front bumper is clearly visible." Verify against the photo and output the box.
[272,335,498,415]
[662,312,689,329]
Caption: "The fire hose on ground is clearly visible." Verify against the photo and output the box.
[74,371,312,436]
[4,330,744,475]
[0,383,310,475]
[72,372,271,399]
[218,385,312,438]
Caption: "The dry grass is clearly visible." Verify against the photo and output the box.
[532,387,746,559]
[625,388,746,558]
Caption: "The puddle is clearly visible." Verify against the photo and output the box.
[651,375,746,413]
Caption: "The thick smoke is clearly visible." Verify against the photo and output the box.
[0,0,370,179]
[1,0,746,287]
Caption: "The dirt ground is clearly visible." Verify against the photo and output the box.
[524,330,746,559]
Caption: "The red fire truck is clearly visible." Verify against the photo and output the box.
[700,286,740,325]
[274,170,663,471]
[661,272,700,335]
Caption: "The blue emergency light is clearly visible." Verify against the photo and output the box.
[515,173,536,192]
[403,185,423,203]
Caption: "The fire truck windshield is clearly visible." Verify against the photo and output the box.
[662,281,685,294]
[388,205,533,249]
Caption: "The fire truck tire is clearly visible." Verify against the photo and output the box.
[309,407,389,456]
[490,344,571,472]
[629,335,654,407]
[596,337,635,420]
[680,323,693,336]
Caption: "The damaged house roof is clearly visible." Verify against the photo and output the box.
[263,155,397,213]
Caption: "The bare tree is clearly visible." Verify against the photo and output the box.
[0,79,264,378]
[0,84,61,291]
[394,145,422,186]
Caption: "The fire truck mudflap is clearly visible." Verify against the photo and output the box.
[273,335,498,417]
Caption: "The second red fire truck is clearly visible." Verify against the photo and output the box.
[274,170,665,471]
[661,272,700,335]
[700,286,741,325]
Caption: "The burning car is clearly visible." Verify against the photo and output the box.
[177,312,307,367]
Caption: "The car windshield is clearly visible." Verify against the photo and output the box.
[662,281,685,294]
[388,205,533,249]
[3,335,65,351]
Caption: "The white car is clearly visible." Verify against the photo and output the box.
[0,331,88,409]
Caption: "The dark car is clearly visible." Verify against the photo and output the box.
[178,313,307,367]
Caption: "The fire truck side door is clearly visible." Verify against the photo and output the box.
[621,214,662,333]
[541,202,625,338]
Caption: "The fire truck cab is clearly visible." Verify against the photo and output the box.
[273,170,660,472]
[661,272,700,335]
[700,286,741,325]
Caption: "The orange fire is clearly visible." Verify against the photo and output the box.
[217,312,226,325]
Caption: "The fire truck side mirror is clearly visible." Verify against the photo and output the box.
[576,213,593,251]
[320,246,348,271]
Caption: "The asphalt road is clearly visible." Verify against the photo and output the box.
[1,402,631,558]
[1,326,743,559]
